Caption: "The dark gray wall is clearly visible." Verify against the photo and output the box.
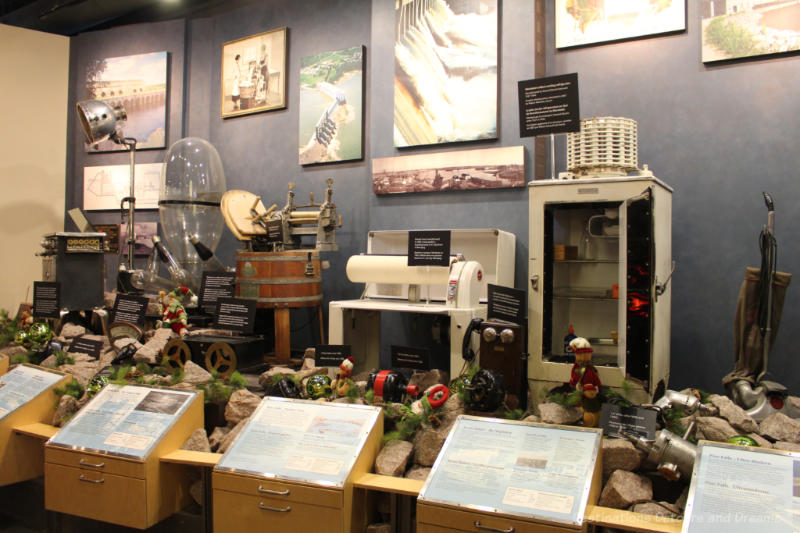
[63,1,800,394]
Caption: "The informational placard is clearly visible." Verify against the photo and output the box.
[213,297,256,334]
[315,345,351,367]
[0,365,64,421]
[266,220,283,243]
[48,385,196,460]
[518,73,580,138]
[200,271,236,313]
[420,416,601,527]
[68,336,104,359]
[600,404,658,440]
[488,284,526,324]
[391,345,431,371]
[111,294,149,325]
[408,231,451,267]
[33,281,60,318]
[215,397,381,487]
[682,442,800,533]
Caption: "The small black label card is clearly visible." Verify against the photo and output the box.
[488,284,527,325]
[518,73,580,138]
[600,404,658,440]
[68,335,104,359]
[214,297,257,334]
[266,220,283,243]
[315,345,351,367]
[33,281,60,318]
[111,294,149,325]
[391,345,431,371]
[408,230,451,267]
[200,271,236,313]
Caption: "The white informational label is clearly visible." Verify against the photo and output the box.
[683,442,800,533]
[103,432,154,451]
[502,487,574,514]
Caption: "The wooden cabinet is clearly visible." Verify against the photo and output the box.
[418,503,586,533]
[44,388,203,530]
[0,354,8,376]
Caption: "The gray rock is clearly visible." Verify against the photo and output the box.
[674,486,689,511]
[181,428,211,452]
[184,329,234,337]
[631,502,680,517]
[598,470,653,509]
[39,354,58,368]
[113,338,142,352]
[538,402,583,425]
[104,291,117,309]
[602,438,642,476]
[225,389,262,424]
[787,396,800,412]
[181,361,213,386]
[60,323,86,339]
[523,414,542,424]
[258,366,296,388]
[58,360,99,387]
[697,403,719,417]
[759,413,800,443]
[0,345,29,357]
[366,523,391,533]
[189,479,203,506]
[374,440,414,477]
[52,395,80,426]
[746,433,773,448]
[774,441,800,452]
[301,353,318,371]
[695,416,739,442]
[437,393,465,432]
[710,395,759,433]
[408,369,449,393]
[405,466,431,481]
[332,397,366,405]
[412,427,447,467]
[208,426,230,452]
[134,328,176,365]
[218,418,248,454]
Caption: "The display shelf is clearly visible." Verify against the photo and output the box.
[0,354,8,376]
[0,364,69,487]
[44,384,204,530]
[212,397,383,533]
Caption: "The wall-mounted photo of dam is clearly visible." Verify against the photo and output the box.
[394,0,498,147]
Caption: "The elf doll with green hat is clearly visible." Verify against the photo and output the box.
[569,336,601,427]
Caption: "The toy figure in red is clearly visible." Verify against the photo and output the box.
[156,286,195,336]
[569,336,602,427]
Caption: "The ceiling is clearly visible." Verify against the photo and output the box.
[0,0,256,36]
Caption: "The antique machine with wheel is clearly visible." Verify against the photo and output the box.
[162,335,266,379]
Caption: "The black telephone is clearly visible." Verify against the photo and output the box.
[461,317,484,361]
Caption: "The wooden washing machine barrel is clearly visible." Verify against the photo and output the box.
[235,250,324,362]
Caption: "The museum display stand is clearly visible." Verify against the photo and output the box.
[212,397,383,533]
[0,364,69,487]
[44,384,203,529]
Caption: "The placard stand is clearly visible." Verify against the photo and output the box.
[212,397,383,533]
[43,385,203,530]
[0,365,69,487]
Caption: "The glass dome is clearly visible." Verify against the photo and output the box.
[159,137,226,282]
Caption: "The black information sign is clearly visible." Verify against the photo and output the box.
[315,345,351,367]
[111,294,149,325]
[200,272,236,313]
[68,336,104,359]
[518,73,580,138]
[408,230,451,267]
[600,404,658,440]
[214,297,257,334]
[391,345,431,371]
[33,281,60,318]
[266,220,283,243]
[487,284,527,325]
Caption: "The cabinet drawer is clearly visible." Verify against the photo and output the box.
[212,471,342,508]
[45,462,147,529]
[45,447,145,479]
[418,503,580,533]
[214,488,342,533]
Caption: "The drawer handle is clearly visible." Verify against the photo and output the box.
[257,485,290,496]
[79,459,105,469]
[78,474,104,484]
[474,521,514,533]
[258,502,291,513]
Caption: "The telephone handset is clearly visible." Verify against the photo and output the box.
[461,317,484,361]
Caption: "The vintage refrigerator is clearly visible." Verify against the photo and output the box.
[528,176,672,406]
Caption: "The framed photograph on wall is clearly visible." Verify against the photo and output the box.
[298,45,365,165]
[555,1,686,49]
[84,51,168,152]
[394,0,498,147]
[701,2,800,62]
[221,28,287,118]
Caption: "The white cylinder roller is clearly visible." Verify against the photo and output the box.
[346,255,451,285]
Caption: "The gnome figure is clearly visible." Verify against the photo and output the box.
[568,336,602,427]
[156,286,195,336]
